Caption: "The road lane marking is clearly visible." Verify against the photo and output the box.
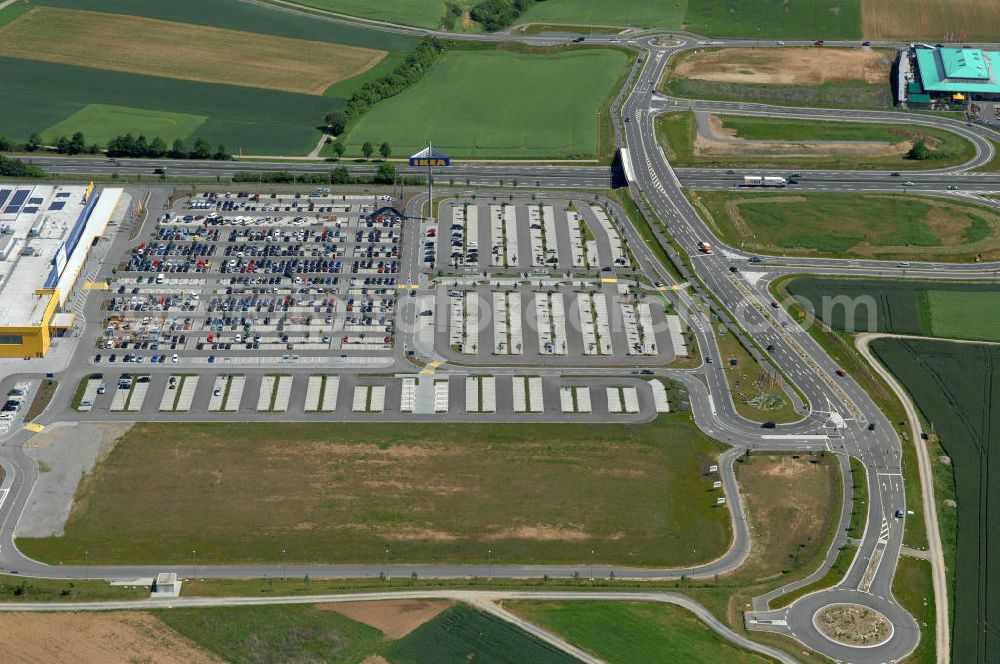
[23,422,44,433]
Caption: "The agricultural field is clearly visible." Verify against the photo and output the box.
[32,0,416,51]
[0,7,387,94]
[0,612,220,664]
[507,601,774,663]
[520,0,688,29]
[157,604,387,663]
[784,277,1000,342]
[338,48,629,159]
[862,0,1000,42]
[0,1,31,26]
[17,417,732,566]
[661,47,894,109]
[384,604,579,664]
[656,112,974,171]
[683,0,860,39]
[870,337,1000,663]
[689,191,1000,261]
[0,58,332,154]
[294,0,453,29]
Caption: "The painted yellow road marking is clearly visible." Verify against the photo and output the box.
[85,281,109,290]
[601,277,618,284]
[24,422,45,433]
[419,360,442,375]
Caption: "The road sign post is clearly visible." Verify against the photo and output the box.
[409,143,450,224]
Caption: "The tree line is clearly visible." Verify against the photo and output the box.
[0,132,230,160]
[234,162,403,185]
[0,155,45,178]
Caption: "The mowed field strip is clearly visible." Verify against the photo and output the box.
[43,104,208,145]
[0,6,387,94]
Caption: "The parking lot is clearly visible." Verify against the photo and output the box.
[93,191,402,367]
[30,186,692,427]
[68,370,670,422]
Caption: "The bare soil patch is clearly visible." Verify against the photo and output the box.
[674,48,890,85]
[320,600,452,639]
[863,0,1000,41]
[0,612,221,664]
[0,7,386,95]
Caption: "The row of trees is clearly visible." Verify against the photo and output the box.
[470,0,535,31]
[233,162,400,185]
[338,37,444,125]
[0,132,231,160]
[327,140,391,161]
[105,134,231,160]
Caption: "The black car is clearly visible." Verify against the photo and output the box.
[868,422,876,431]
[761,421,776,429]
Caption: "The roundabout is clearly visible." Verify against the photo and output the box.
[814,602,893,648]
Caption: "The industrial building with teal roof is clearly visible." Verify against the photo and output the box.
[912,46,1000,101]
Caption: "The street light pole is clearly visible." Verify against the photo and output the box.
[385,546,390,581]
[282,549,286,582]
[488,549,493,580]
[192,549,196,580]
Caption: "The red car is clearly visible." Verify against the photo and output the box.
[835,369,846,377]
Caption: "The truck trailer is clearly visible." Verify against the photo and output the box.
[743,175,787,187]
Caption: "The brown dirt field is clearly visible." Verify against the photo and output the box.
[0,612,222,664]
[319,600,452,639]
[0,7,386,95]
[673,48,890,85]
[730,454,839,582]
[863,0,1000,41]
[361,656,391,664]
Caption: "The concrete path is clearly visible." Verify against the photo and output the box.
[0,589,799,664]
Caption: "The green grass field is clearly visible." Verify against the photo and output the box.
[520,0,688,28]
[338,48,629,159]
[294,0,449,29]
[684,0,861,38]
[870,338,1000,663]
[0,1,32,26]
[42,104,207,145]
[386,604,578,664]
[507,601,774,663]
[690,191,1000,261]
[17,416,731,566]
[0,57,333,154]
[33,0,415,51]
[157,605,386,663]
[784,277,1000,342]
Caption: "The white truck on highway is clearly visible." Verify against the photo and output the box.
[743,175,787,187]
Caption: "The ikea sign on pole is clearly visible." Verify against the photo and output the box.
[409,156,450,167]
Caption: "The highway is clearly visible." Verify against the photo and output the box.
[4,9,999,662]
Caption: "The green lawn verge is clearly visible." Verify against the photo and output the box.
[18,416,732,566]
[689,190,1000,262]
[715,328,800,424]
[893,556,935,664]
[70,376,89,411]
[157,604,386,664]
[0,1,32,26]
[847,456,869,539]
[0,574,147,601]
[506,600,775,663]
[24,379,57,422]
[769,544,857,609]
[520,0,687,29]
